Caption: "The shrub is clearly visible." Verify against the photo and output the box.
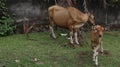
[0,0,14,36]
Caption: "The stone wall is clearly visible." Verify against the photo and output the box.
[6,0,120,31]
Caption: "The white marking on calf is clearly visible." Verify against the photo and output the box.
[93,45,99,65]
[95,52,98,65]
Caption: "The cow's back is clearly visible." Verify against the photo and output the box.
[48,5,70,28]
[67,7,88,23]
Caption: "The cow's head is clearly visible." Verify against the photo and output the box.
[87,13,95,26]
[93,25,104,38]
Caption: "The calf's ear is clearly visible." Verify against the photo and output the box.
[102,27,105,31]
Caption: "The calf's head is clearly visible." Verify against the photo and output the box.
[93,25,104,38]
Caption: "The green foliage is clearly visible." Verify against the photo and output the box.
[0,0,14,36]
[0,16,14,36]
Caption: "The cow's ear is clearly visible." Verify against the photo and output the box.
[92,25,95,30]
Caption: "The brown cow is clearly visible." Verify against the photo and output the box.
[48,5,95,45]
[91,25,104,65]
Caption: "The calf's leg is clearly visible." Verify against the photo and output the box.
[93,45,99,65]
[100,42,104,53]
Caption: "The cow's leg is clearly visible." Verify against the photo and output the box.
[68,25,74,44]
[49,25,56,39]
[49,16,56,39]
[70,31,74,44]
[93,45,99,65]
[74,28,79,44]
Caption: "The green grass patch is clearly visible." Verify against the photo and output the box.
[0,31,120,67]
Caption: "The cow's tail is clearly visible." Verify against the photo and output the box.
[48,6,55,26]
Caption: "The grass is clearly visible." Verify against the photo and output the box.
[0,31,120,67]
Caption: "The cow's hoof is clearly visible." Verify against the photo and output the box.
[50,35,56,39]
[62,42,69,47]
[94,64,98,67]
[95,65,98,67]
[75,42,79,45]
[95,63,98,66]
[93,59,95,62]
[72,44,78,48]
[52,36,57,39]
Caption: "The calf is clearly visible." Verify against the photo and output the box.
[91,25,104,65]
